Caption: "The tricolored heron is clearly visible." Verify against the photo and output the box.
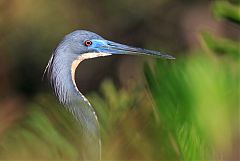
[44,30,174,161]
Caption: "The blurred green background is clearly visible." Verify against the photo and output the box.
[0,0,239,160]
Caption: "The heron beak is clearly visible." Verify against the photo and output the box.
[91,40,175,59]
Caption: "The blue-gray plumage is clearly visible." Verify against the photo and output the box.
[44,30,174,161]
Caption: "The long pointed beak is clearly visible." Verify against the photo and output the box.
[90,40,175,59]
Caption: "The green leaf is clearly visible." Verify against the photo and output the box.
[212,1,240,24]
[201,32,240,58]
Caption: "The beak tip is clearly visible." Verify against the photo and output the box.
[163,54,176,60]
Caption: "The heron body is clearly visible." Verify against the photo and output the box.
[45,30,174,161]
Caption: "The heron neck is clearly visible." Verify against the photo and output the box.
[47,48,100,160]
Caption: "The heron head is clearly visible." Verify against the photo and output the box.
[44,30,175,105]
[62,30,175,60]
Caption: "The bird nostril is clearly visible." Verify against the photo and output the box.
[84,40,92,46]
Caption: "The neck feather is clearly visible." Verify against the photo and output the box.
[45,47,101,160]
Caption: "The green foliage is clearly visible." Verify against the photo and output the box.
[88,80,135,139]
[0,96,82,160]
[201,32,239,58]
[143,1,240,160]
[87,80,163,161]
[212,1,240,24]
[145,54,238,160]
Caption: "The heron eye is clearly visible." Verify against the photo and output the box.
[84,40,92,46]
